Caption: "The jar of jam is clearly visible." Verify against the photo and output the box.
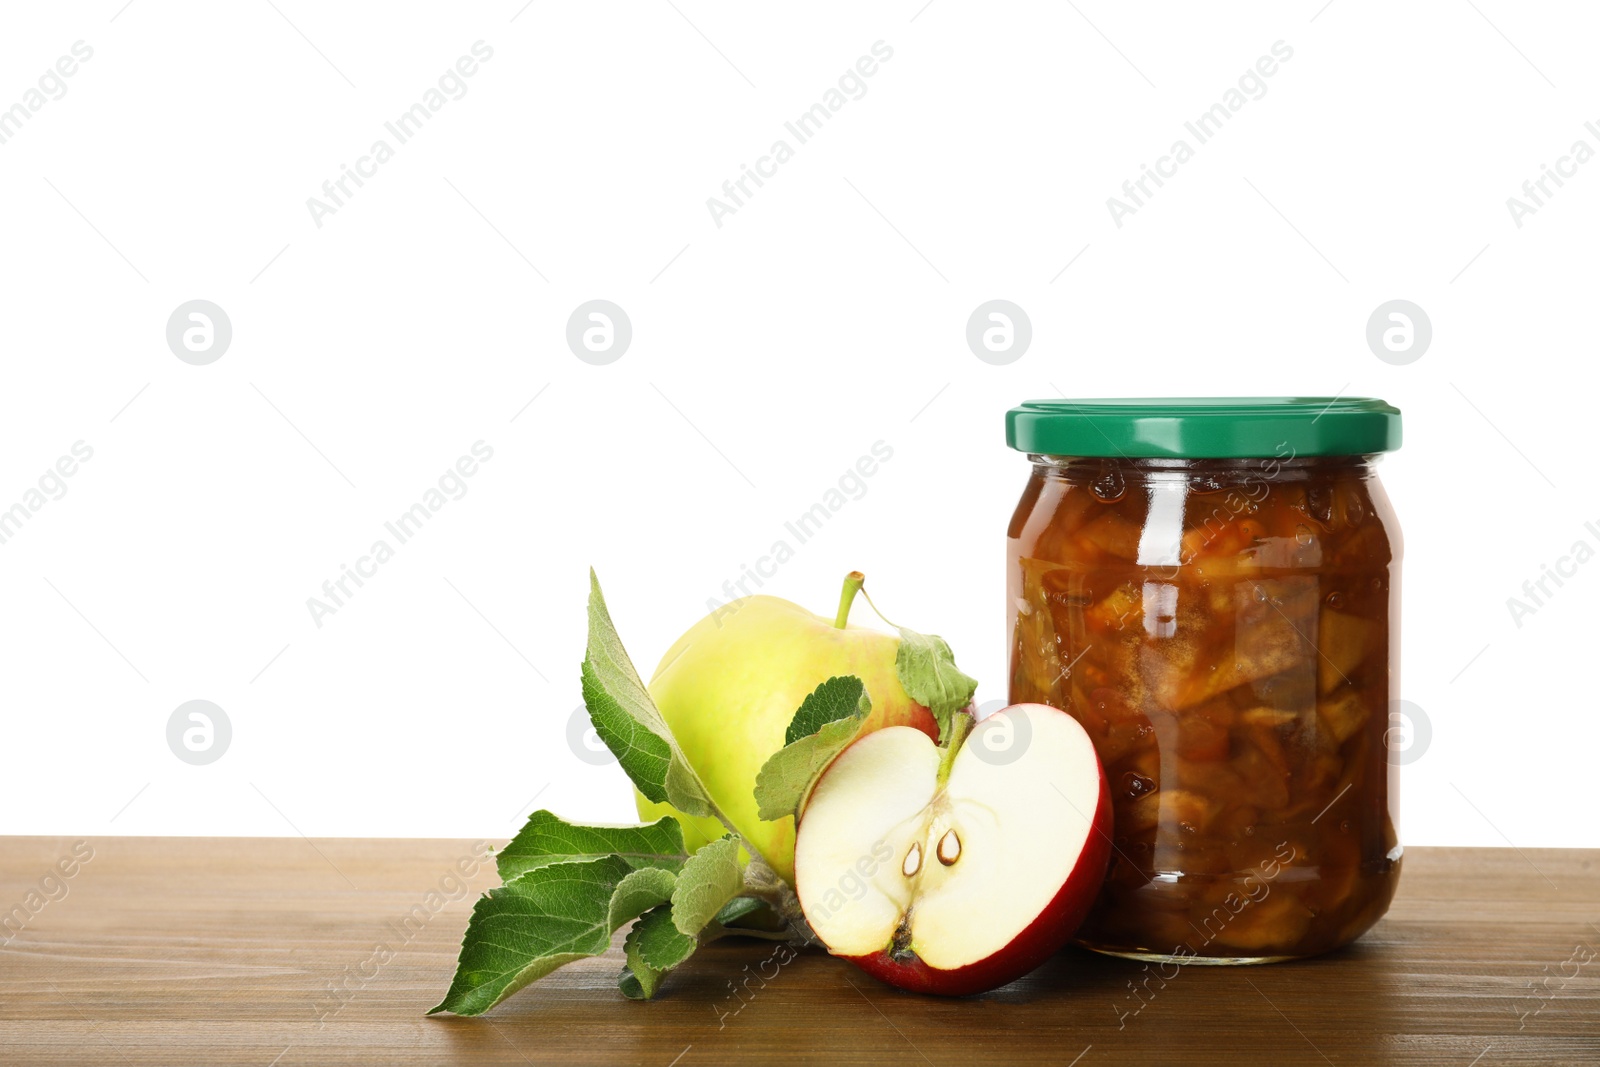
[1005,398,1403,963]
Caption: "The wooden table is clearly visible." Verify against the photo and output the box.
[1,837,1595,1065]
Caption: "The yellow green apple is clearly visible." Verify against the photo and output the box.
[636,574,938,884]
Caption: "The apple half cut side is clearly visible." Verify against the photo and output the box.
[793,703,1111,996]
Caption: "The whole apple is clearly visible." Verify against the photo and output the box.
[635,575,937,884]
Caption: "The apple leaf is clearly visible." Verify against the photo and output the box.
[497,811,688,882]
[894,626,978,745]
[635,903,699,968]
[712,896,774,929]
[784,674,869,745]
[608,866,681,929]
[753,676,870,822]
[429,857,676,1016]
[618,963,651,1000]
[669,835,745,937]
[619,903,698,1000]
[584,570,715,818]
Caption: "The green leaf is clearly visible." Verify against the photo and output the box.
[609,867,679,929]
[754,677,870,822]
[895,626,978,744]
[669,835,744,937]
[619,903,699,1000]
[428,856,675,1016]
[583,570,714,817]
[497,811,687,882]
[618,965,649,1001]
[634,902,700,969]
[713,896,773,930]
[784,674,869,745]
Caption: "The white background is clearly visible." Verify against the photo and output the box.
[1,2,1593,849]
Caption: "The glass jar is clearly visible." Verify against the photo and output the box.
[1005,398,1403,963]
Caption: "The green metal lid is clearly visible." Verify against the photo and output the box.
[1006,397,1402,459]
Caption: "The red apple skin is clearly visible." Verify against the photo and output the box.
[841,764,1113,997]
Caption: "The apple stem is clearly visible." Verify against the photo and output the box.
[936,710,975,786]
[741,856,813,936]
[833,571,865,629]
[853,583,901,631]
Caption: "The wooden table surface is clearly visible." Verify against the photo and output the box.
[0,837,1596,1066]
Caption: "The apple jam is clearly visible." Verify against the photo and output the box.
[1005,399,1403,963]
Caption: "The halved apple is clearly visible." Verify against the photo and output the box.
[793,703,1110,996]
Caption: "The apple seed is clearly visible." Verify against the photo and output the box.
[937,829,962,866]
[902,842,923,877]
